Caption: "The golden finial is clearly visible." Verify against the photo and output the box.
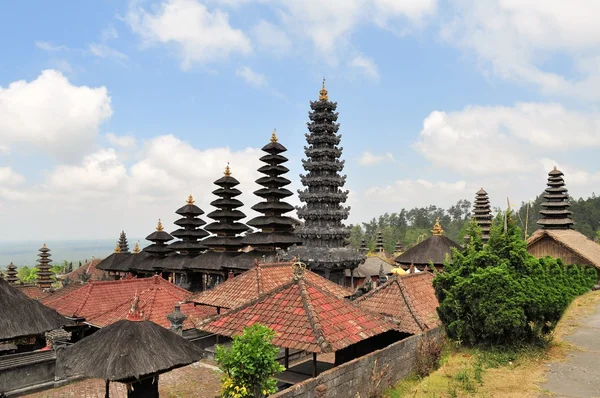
[270,129,278,143]
[224,162,232,177]
[156,219,164,231]
[114,243,121,253]
[42,243,47,249]
[553,166,557,171]
[133,242,141,254]
[186,194,195,205]
[319,78,328,101]
[432,217,444,236]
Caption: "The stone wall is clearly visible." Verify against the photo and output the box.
[0,351,57,394]
[271,328,443,398]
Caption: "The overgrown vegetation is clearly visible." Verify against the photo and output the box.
[216,324,284,398]
[434,213,597,347]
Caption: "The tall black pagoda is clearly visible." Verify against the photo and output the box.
[375,232,384,252]
[537,167,574,230]
[143,219,173,258]
[118,231,130,253]
[286,80,364,282]
[5,262,18,284]
[203,164,250,252]
[473,188,492,243]
[243,130,302,251]
[168,195,209,255]
[37,243,54,289]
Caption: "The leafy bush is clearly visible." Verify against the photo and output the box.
[216,324,285,398]
[434,213,596,346]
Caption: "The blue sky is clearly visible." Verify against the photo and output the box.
[0,0,599,241]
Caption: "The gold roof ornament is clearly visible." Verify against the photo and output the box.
[224,162,232,177]
[270,129,278,143]
[432,217,444,236]
[156,219,164,231]
[292,260,307,280]
[186,194,195,205]
[114,243,121,253]
[42,243,47,249]
[319,78,328,101]
[133,242,141,254]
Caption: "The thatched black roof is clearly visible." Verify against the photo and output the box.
[394,235,462,268]
[282,245,364,270]
[59,319,203,382]
[0,278,69,341]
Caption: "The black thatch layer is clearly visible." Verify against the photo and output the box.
[0,278,68,340]
[144,220,173,258]
[37,244,54,289]
[375,232,384,252]
[537,167,574,230]
[5,262,18,284]
[168,195,209,256]
[243,132,302,251]
[281,245,364,270]
[119,231,130,253]
[58,320,203,381]
[394,235,462,268]
[473,188,492,243]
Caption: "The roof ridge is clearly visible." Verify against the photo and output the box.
[73,283,94,317]
[143,288,159,321]
[396,277,427,331]
[354,275,395,302]
[297,278,332,353]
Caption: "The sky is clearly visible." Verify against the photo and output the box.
[0,0,599,242]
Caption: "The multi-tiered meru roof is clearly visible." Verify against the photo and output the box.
[168,195,209,255]
[285,80,364,279]
[243,131,301,251]
[118,231,130,253]
[37,243,54,289]
[5,262,18,284]
[473,188,492,243]
[203,164,250,252]
[537,167,574,230]
[143,219,173,258]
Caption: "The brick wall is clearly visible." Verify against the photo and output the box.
[271,328,443,398]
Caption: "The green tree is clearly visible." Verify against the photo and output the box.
[434,213,596,346]
[216,324,285,398]
[17,266,38,283]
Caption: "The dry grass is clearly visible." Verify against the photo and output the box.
[387,290,600,398]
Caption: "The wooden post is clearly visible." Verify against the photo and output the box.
[105,380,110,398]
[350,269,354,289]
[284,348,289,369]
[312,353,317,377]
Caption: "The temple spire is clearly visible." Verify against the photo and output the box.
[6,262,18,284]
[118,231,130,253]
[203,164,250,252]
[473,188,492,243]
[37,243,54,289]
[143,219,173,258]
[243,131,302,251]
[319,78,328,101]
[359,239,368,254]
[168,194,209,255]
[375,232,384,252]
[538,167,574,229]
[432,218,444,236]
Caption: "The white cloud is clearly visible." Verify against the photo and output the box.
[415,103,600,175]
[359,151,394,166]
[0,70,112,161]
[373,0,437,27]
[364,179,469,205]
[35,41,69,52]
[235,66,267,88]
[442,0,600,100]
[52,59,73,74]
[350,55,380,80]
[251,20,292,55]
[106,133,137,150]
[125,0,251,69]
[101,27,119,41]
[0,167,24,186]
[89,43,128,61]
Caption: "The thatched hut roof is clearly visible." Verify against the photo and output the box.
[394,235,461,268]
[344,253,395,278]
[0,278,69,341]
[527,229,600,268]
[58,319,203,381]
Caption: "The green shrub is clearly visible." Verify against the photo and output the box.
[435,214,596,346]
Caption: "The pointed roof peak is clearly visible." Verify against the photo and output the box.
[224,162,232,177]
[187,194,195,205]
[270,129,278,143]
[156,219,164,231]
[319,77,328,101]
[133,242,141,253]
[432,218,444,236]
[114,243,121,253]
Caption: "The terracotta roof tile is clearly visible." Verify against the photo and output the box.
[63,259,107,282]
[192,261,352,309]
[355,272,440,334]
[42,276,214,329]
[199,276,394,353]
[15,285,53,300]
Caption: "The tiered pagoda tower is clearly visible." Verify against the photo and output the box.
[359,239,368,254]
[144,220,173,258]
[243,131,301,251]
[37,243,54,289]
[375,232,384,252]
[473,188,492,243]
[538,167,574,229]
[118,231,130,253]
[5,262,18,284]
[288,80,364,282]
[203,164,249,252]
[394,241,404,253]
[168,195,209,255]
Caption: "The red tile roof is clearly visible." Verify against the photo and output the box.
[354,271,440,334]
[198,276,395,353]
[15,285,53,300]
[63,259,107,282]
[42,276,215,329]
[192,261,352,310]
